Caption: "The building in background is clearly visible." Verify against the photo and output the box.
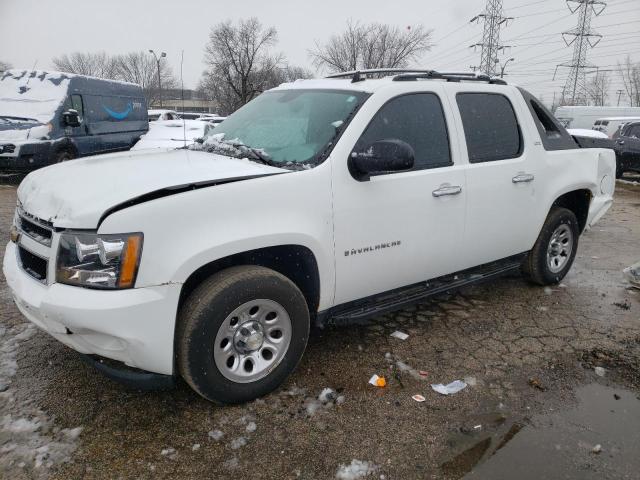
[149,89,218,114]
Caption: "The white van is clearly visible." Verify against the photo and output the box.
[555,106,640,129]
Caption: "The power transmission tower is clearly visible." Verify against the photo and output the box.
[556,0,606,106]
[470,0,512,76]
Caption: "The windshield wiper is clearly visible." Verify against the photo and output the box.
[246,147,276,166]
[0,115,38,122]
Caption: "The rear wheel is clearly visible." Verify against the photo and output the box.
[54,149,74,163]
[522,207,579,285]
[615,158,624,179]
[177,266,310,404]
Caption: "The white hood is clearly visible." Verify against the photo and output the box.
[17,149,286,229]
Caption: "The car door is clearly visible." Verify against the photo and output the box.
[618,124,640,171]
[447,87,541,267]
[62,94,92,155]
[331,87,467,306]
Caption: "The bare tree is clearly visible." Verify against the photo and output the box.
[0,60,11,73]
[113,52,177,105]
[586,71,611,106]
[310,21,433,73]
[618,55,640,107]
[200,18,288,113]
[52,52,119,79]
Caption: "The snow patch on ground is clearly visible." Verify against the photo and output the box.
[335,459,378,479]
[0,322,83,477]
[304,387,343,417]
[230,437,247,450]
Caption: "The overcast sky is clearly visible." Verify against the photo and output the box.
[1,0,638,105]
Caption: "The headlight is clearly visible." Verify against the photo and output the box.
[56,232,143,289]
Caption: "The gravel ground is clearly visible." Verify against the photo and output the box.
[0,180,639,480]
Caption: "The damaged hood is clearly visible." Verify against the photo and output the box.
[17,149,286,229]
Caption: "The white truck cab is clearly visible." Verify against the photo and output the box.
[3,70,615,403]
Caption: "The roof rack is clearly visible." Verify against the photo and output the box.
[325,69,506,85]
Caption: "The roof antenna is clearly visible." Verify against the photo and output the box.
[26,60,38,85]
[180,50,186,149]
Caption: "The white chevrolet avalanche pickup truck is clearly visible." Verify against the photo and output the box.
[3,70,615,404]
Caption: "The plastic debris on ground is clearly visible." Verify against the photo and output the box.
[412,394,426,402]
[623,261,640,289]
[208,429,224,441]
[390,330,409,340]
[592,444,602,454]
[431,380,467,395]
[419,370,428,377]
[594,366,606,377]
[369,374,386,387]
[528,377,546,391]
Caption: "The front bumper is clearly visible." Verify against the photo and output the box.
[0,141,53,172]
[3,242,181,375]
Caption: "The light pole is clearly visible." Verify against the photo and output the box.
[149,49,166,108]
[498,57,515,78]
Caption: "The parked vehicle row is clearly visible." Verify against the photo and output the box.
[0,70,148,172]
[148,109,226,125]
[4,69,616,404]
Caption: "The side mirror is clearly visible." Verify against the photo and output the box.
[63,109,81,128]
[349,139,415,181]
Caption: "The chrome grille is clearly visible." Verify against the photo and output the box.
[17,245,48,283]
[14,205,54,284]
[17,207,53,247]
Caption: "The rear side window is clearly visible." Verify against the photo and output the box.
[354,93,451,171]
[456,93,522,163]
[628,125,640,138]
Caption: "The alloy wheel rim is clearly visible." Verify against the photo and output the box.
[213,299,292,383]
[546,224,573,273]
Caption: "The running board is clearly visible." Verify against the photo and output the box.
[322,254,526,326]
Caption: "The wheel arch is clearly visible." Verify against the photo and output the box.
[177,244,321,320]
[53,138,78,158]
[551,188,592,233]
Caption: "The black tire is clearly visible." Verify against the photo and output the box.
[615,158,624,179]
[177,266,310,404]
[522,207,579,286]
[54,149,74,163]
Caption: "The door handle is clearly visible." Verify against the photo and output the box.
[512,173,535,183]
[432,184,462,197]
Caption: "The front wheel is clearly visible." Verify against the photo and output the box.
[54,149,74,163]
[177,266,310,404]
[522,207,579,285]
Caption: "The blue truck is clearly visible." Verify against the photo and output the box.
[0,70,148,172]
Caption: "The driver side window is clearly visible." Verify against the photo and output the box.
[354,93,452,171]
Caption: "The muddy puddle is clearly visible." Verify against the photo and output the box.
[442,383,640,479]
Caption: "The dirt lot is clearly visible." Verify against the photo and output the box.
[1,179,639,480]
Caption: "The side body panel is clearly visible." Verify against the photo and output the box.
[329,82,468,306]
[99,165,336,311]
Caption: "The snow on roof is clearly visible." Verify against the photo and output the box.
[0,70,74,123]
